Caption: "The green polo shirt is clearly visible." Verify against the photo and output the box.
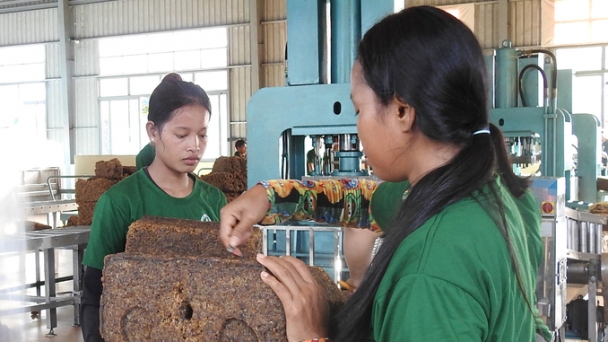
[82,169,226,270]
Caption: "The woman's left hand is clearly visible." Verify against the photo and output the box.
[256,254,330,342]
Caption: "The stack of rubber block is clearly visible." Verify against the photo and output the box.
[100,216,346,342]
[74,158,137,225]
[199,156,247,202]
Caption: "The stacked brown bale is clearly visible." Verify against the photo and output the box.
[124,217,262,258]
[101,217,345,342]
[74,158,136,225]
[94,159,123,180]
[65,215,79,227]
[199,156,247,202]
[22,221,52,231]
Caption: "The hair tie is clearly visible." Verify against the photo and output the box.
[472,128,490,135]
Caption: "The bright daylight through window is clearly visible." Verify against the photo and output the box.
[97,28,229,159]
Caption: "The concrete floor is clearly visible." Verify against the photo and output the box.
[0,248,83,342]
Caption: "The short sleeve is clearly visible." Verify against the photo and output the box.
[373,274,487,341]
[369,180,409,233]
[82,194,131,270]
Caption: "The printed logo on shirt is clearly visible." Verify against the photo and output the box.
[201,214,211,222]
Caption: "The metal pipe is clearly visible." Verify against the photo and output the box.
[518,64,548,111]
[520,50,558,113]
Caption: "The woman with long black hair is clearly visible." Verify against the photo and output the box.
[220,6,548,342]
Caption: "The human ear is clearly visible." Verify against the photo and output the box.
[146,121,158,145]
[392,97,415,133]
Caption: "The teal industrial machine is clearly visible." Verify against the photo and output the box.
[486,40,606,340]
[246,3,607,337]
[487,40,602,205]
[247,0,396,188]
[246,0,396,280]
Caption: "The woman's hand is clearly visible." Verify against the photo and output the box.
[256,254,330,342]
[219,184,269,256]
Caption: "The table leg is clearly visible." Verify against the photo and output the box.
[44,247,57,335]
[72,244,85,326]
[35,250,41,297]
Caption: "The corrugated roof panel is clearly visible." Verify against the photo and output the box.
[72,0,249,40]
[263,64,284,87]
[476,1,498,49]
[74,128,100,155]
[230,67,251,123]
[230,122,246,140]
[46,43,60,79]
[74,39,99,76]
[0,8,57,46]
[74,78,98,127]
[263,0,285,21]
[262,22,285,64]
[510,0,541,47]
[46,80,64,128]
[229,25,250,65]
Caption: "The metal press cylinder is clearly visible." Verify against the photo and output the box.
[495,40,518,109]
[572,220,581,251]
[580,221,589,253]
[330,0,361,84]
[589,223,597,254]
[339,134,360,151]
[567,218,574,250]
[595,223,602,254]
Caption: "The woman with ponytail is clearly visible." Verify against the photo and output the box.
[220,6,549,342]
[81,73,226,342]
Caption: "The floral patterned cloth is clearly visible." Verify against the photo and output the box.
[259,179,382,232]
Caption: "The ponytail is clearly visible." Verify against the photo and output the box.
[334,7,534,340]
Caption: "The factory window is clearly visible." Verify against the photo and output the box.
[554,0,608,45]
[0,45,46,140]
[98,28,230,158]
[556,46,608,126]
[99,71,228,158]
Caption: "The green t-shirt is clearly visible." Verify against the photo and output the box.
[258,177,546,340]
[371,178,544,341]
[82,169,226,270]
[136,143,155,170]
[369,180,410,233]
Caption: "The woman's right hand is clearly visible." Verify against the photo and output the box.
[219,184,270,256]
[256,254,330,342]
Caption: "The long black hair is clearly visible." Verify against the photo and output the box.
[332,6,530,341]
[148,73,212,131]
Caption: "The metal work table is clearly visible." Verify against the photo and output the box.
[22,199,79,229]
[0,226,90,335]
[23,199,78,217]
